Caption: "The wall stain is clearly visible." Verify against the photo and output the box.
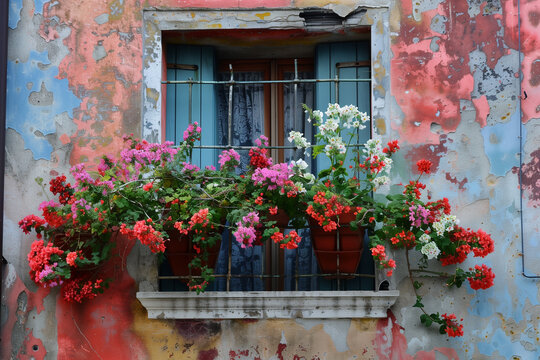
[175,320,222,341]
[513,147,540,207]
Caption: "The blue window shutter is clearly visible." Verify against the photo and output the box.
[315,41,374,290]
[165,44,217,168]
[315,41,371,171]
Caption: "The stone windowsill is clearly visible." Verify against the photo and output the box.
[136,290,399,319]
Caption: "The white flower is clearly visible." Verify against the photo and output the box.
[313,110,323,122]
[325,103,340,118]
[419,233,431,244]
[291,159,308,171]
[421,242,440,259]
[288,131,310,149]
[365,138,383,157]
[303,173,316,184]
[372,175,390,187]
[432,215,460,235]
[432,221,446,236]
[324,144,333,156]
[360,112,370,123]
[324,118,339,132]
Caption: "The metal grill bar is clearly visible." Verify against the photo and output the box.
[162,61,373,292]
[162,78,371,85]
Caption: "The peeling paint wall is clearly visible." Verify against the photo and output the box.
[2,0,540,359]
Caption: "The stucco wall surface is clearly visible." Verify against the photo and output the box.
[2,0,539,359]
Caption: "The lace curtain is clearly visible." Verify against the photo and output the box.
[213,71,317,291]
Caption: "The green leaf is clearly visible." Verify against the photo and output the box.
[318,169,331,179]
[413,296,424,308]
[413,281,423,289]
[439,325,447,334]
[420,314,433,327]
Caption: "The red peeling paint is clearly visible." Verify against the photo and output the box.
[445,173,468,190]
[529,58,540,87]
[509,0,540,123]
[39,3,60,42]
[392,0,511,143]
[17,331,47,360]
[197,348,219,360]
[45,2,144,166]
[60,133,71,145]
[0,268,51,359]
[405,135,450,174]
[520,51,540,122]
[56,235,147,360]
[229,349,250,359]
[375,311,459,360]
[275,342,287,360]
[472,95,489,127]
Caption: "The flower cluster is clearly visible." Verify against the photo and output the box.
[288,131,311,153]
[218,149,241,170]
[306,191,351,232]
[120,219,166,253]
[62,278,104,303]
[20,134,185,302]
[20,102,496,331]
[442,313,464,337]
[370,158,495,337]
[271,230,302,250]
[183,121,202,143]
[248,135,272,169]
[233,211,260,248]
[370,245,396,276]
[467,264,495,290]
[27,239,64,286]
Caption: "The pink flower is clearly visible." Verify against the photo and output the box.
[218,149,241,169]
[233,223,257,248]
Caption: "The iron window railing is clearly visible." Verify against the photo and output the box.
[159,59,376,291]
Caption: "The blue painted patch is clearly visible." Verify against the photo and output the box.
[477,327,533,358]
[468,285,495,318]
[463,180,483,199]
[8,0,23,29]
[34,0,50,15]
[6,51,81,160]
[481,111,520,176]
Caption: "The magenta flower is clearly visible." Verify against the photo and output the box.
[233,223,257,248]
[218,149,241,169]
[409,205,430,228]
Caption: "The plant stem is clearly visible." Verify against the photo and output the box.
[405,248,434,320]
[410,269,452,277]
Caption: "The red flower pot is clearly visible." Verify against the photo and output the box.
[309,211,365,277]
[165,229,221,281]
[267,209,290,229]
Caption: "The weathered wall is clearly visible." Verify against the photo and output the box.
[2,0,539,359]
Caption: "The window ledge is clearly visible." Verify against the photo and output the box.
[136,291,399,319]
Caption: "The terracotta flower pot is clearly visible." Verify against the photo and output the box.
[165,229,221,281]
[309,211,364,277]
[267,209,290,229]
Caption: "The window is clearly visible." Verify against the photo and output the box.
[160,37,375,292]
[138,6,398,319]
